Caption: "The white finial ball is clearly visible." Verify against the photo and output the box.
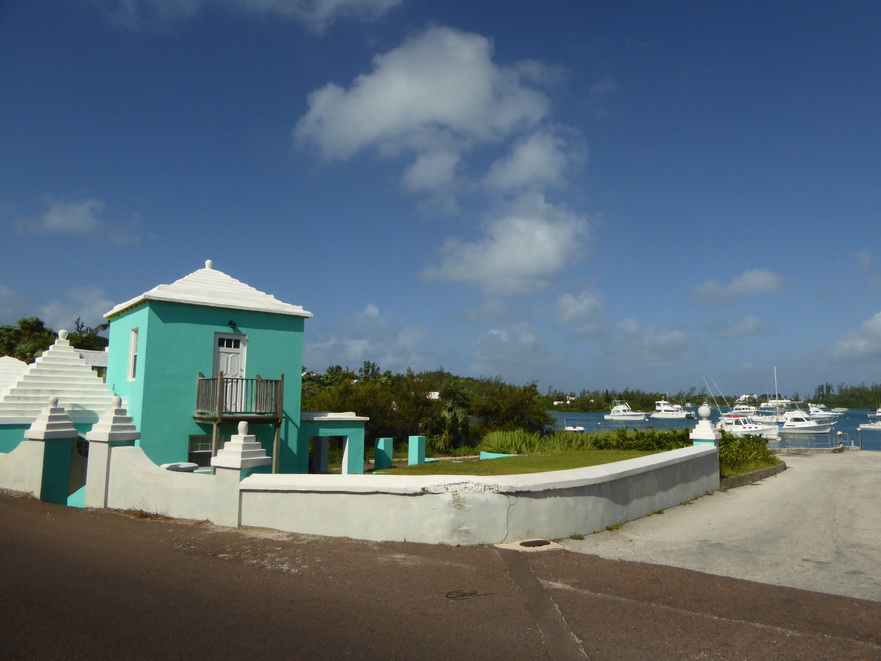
[49,396,59,408]
[58,329,68,340]
[205,259,213,269]
[698,404,711,419]
[112,396,122,409]
[238,420,248,436]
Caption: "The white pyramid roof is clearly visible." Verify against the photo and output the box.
[0,356,28,399]
[0,332,120,425]
[105,260,312,319]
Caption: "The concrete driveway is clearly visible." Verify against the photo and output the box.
[562,450,881,602]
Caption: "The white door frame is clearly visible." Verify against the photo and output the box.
[213,333,247,411]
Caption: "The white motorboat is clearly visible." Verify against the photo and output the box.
[760,398,792,410]
[778,409,835,434]
[806,403,840,421]
[716,415,779,439]
[563,418,585,433]
[859,408,881,431]
[604,400,648,421]
[651,400,688,419]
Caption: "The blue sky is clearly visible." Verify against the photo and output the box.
[2,1,881,399]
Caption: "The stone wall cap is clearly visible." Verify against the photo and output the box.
[301,411,369,422]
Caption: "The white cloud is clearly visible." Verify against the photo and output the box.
[15,198,140,245]
[422,194,589,297]
[852,250,881,291]
[294,26,552,174]
[101,0,400,32]
[38,286,114,332]
[827,311,881,363]
[471,324,561,382]
[456,299,526,324]
[401,150,461,194]
[612,318,700,369]
[554,289,607,340]
[484,128,580,192]
[304,303,437,373]
[689,268,788,305]
[712,315,773,339]
[586,77,621,118]
[0,284,18,321]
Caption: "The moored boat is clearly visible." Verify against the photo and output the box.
[651,400,688,419]
[604,400,648,421]
[779,409,835,434]
[716,415,779,439]
[807,403,840,421]
[564,418,585,432]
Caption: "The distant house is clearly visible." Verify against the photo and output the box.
[104,260,314,472]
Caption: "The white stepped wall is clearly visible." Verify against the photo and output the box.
[0,334,119,425]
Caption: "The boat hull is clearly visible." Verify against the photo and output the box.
[604,413,647,421]
[779,423,835,434]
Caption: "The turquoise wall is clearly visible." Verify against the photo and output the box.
[299,421,367,475]
[0,425,29,453]
[0,423,92,454]
[107,300,305,469]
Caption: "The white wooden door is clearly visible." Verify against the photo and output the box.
[214,334,246,411]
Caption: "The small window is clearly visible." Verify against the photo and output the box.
[128,328,139,380]
[188,435,214,467]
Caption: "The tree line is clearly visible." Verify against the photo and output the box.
[6,317,880,449]
[0,317,108,362]
[302,363,552,454]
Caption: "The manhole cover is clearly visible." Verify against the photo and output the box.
[519,539,551,548]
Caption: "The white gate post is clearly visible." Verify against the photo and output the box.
[210,421,271,527]
[85,397,140,508]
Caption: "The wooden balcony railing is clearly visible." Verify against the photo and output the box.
[195,372,284,421]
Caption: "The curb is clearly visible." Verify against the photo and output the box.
[719,461,787,490]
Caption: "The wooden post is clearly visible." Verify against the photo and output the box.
[272,373,285,474]
[211,371,224,475]
[196,372,204,413]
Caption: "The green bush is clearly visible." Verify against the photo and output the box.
[478,427,691,455]
[479,429,545,454]
[475,428,779,481]
[717,432,780,478]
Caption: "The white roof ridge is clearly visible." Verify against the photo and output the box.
[105,260,313,319]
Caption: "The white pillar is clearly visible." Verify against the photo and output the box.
[690,404,721,446]
[85,397,140,508]
[210,421,271,527]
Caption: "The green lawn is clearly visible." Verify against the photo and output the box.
[373,450,657,476]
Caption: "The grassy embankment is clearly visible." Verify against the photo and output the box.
[378,427,781,478]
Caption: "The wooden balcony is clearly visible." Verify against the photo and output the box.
[194,372,284,423]
[194,372,285,473]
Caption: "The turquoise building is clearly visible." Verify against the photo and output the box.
[104,260,314,473]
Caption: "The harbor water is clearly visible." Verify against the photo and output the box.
[549,408,881,451]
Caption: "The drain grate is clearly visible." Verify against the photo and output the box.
[519,539,551,548]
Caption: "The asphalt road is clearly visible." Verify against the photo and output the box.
[563,450,881,603]
[2,451,880,660]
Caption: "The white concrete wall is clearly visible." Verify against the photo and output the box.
[1,440,719,545]
[0,440,44,497]
[239,445,719,545]
[103,447,215,521]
